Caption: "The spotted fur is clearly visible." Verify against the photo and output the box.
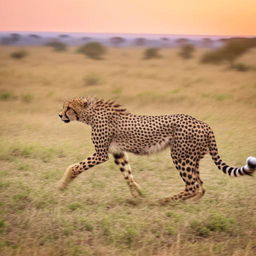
[58,97,256,202]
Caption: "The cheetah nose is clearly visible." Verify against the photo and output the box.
[59,114,63,118]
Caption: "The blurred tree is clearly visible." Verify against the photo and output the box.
[1,34,21,45]
[29,34,41,39]
[45,41,67,52]
[201,38,256,67]
[143,48,161,59]
[160,37,170,47]
[59,34,69,38]
[178,44,195,59]
[175,38,189,46]
[202,38,213,48]
[134,37,146,47]
[110,37,126,47]
[10,33,21,43]
[77,42,106,59]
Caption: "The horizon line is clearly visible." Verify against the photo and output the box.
[0,30,255,38]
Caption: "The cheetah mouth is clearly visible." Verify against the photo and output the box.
[63,120,70,123]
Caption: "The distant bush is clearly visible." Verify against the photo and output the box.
[0,90,16,101]
[178,44,195,59]
[46,41,67,52]
[10,50,28,59]
[231,63,251,72]
[59,34,69,38]
[134,37,146,47]
[84,73,101,86]
[29,34,40,39]
[110,37,125,47]
[21,93,34,103]
[175,38,189,46]
[77,42,106,59]
[201,50,223,64]
[201,38,256,67]
[143,48,161,59]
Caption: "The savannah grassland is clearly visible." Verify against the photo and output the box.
[0,45,256,256]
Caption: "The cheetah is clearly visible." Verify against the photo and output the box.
[57,97,256,202]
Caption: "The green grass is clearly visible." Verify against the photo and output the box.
[0,143,66,163]
[0,90,16,101]
[0,46,255,256]
[190,213,239,237]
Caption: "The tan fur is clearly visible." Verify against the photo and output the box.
[58,97,256,202]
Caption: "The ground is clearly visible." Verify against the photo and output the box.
[0,46,256,256]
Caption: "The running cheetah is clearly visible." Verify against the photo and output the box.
[57,97,256,202]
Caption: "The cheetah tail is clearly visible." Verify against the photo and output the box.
[208,130,256,176]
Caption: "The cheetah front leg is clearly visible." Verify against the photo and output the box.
[58,152,109,190]
[113,152,143,198]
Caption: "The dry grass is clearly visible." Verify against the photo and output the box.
[0,46,256,256]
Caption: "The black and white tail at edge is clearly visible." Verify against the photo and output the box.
[208,130,256,177]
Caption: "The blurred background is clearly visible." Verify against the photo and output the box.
[0,1,256,256]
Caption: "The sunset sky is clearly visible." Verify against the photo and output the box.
[0,0,255,35]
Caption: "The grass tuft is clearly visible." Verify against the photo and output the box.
[10,50,28,59]
[84,73,102,86]
[68,202,83,211]
[190,213,238,237]
[0,143,65,162]
[21,93,34,103]
[0,90,16,101]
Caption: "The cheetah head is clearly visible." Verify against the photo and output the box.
[59,98,88,123]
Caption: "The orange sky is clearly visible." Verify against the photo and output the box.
[0,0,255,35]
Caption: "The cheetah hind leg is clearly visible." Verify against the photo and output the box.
[159,162,203,204]
[188,176,205,202]
[159,190,198,205]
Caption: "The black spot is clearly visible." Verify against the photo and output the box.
[113,153,124,159]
